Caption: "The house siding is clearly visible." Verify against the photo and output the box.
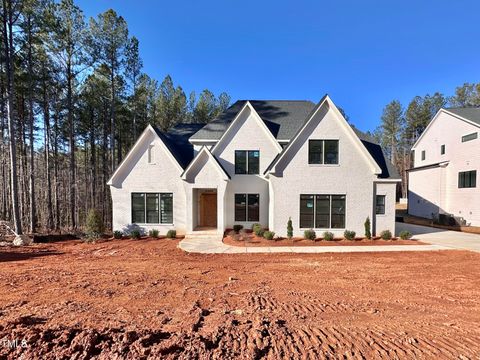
[409,111,480,225]
[374,182,397,235]
[212,105,281,229]
[110,131,187,234]
[269,105,392,237]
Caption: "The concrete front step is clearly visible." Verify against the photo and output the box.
[186,231,221,236]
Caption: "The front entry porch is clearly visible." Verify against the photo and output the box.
[188,188,224,234]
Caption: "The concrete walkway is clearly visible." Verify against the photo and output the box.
[179,229,449,254]
[396,222,480,253]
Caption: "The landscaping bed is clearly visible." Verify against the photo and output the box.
[224,232,426,247]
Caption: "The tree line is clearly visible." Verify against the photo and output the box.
[373,83,480,198]
[0,0,231,236]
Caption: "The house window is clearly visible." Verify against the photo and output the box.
[308,140,339,165]
[132,193,146,223]
[131,193,173,224]
[458,171,477,188]
[300,194,346,228]
[421,150,426,161]
[376,195,386,215]
[440,144,445,155]
[234,193,259,221]
[462,132,478,142]
[235,150,259,174]
[160,193,173,223]
[147,145,154,163]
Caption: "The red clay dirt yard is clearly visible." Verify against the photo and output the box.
[1,238,480,359]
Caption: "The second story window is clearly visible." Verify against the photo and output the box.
[235,150,259,174]
[462,132,478,143]
[458,170,477,188]
[421,150,426,161]
[308,140,339,165]
[440,144,445,155]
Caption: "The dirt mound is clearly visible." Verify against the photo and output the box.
[1,238,479,358]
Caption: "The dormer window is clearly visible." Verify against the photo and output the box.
[235,150,260,174]
[308,140,339,165]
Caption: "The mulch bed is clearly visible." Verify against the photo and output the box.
[223,233,426,247]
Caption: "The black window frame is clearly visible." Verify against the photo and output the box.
[234,193,259,222]
[421,150,426,161]
[131,192,173,224]
[235,150,260,175]
[458,170,477,189]
[308,140,339,165]
[461,132,478,143]
[440,144,445,155]
[299,194,346,229]
[376,195,386,215]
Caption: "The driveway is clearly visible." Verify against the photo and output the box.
[396,222,480,253]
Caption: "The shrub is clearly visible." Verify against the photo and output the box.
[323,231,334,241]
[263,231,275,240]
[113,231,123,239]
[149,229,159,238]
[233,224,243,233]
[166,230,176,239]
[380,230,392,240]
[344,230,356,240]
[304,229,316,241]
[287,217,293,239]
[399,230,412,240]
[85,208,104,239]
[130,230,141,239]
[253,224,264,237]
[252,223,261,231]
[364,217,372,239]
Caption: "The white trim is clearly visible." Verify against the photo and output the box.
[107,125,183,186]
[181,146,229,181]
[412,108,480,149]
[211,101,282,155]
[374,178,402,183]
[188,139,218,144]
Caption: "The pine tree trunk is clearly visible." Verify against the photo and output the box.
[110,62,116,173]
[27,16,36,233]
[43,78,53,230]
[53,102,60,230]
[67,59,76,229]
[2,0,22,235]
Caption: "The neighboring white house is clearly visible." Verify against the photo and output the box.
[408,107,480,226]
[108,96,399,237]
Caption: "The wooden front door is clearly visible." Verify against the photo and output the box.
[200,193,217,227]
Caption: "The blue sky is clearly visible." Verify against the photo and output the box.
[77,0,480,132]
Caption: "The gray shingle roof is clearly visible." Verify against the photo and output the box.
[189,100,316,141]
[185,99,398,179]
[445,107,480,125]
[153,123,205,169]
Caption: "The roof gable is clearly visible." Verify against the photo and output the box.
[210,101,282,155]
[266,96,383,177]
[412,107,480,149]
[181,146,230,182]
[107,124,202,187]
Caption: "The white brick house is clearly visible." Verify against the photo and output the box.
[108,96,399,237]
[408,107,480,226]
